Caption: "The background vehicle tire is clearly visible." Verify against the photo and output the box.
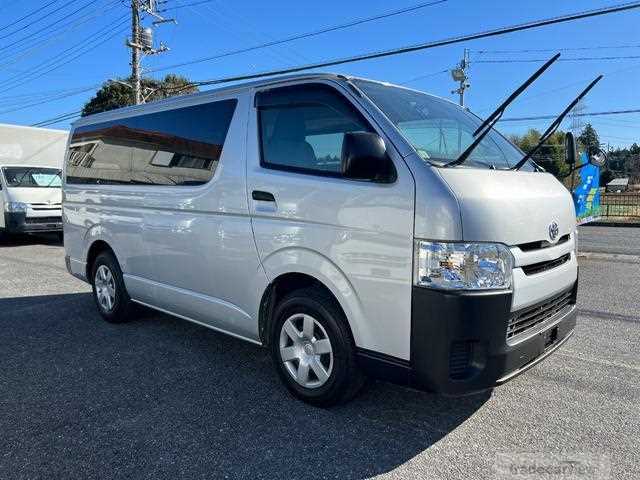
[91,251,134,323]
[270,286,365,407]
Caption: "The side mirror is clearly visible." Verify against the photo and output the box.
[341,131,395,182]
[589,149,607,168]
[564,132,578,165]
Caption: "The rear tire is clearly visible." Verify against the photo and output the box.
[270,286,365,407]
[91,251,134,323]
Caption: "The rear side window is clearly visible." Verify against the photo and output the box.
[66,99,237,186]
[256,84,373,176]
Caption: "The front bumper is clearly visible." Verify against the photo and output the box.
[409,281,578,395]
[3,212,62,233]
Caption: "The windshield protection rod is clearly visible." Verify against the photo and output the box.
[511,75,603,171]
[443,53,560,168]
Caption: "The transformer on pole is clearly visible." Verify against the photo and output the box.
[451,48,470,107]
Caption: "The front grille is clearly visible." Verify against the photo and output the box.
[507,289,573,340]
[25,216,61,224]
[521,253,571,276]
[518,234,570,252]
[31,206,61,211]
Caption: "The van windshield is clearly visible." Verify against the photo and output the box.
[354,80,532,170]
[2,167,62,188]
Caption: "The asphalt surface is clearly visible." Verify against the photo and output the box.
[578,225,640,256]
[1,232,639,480]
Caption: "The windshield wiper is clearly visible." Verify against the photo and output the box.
[443,53,560,168]
[511,75,603,170]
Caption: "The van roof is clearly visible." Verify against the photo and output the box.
[73,73,346,128]
[71,72,446,128]
[0,164,61,169]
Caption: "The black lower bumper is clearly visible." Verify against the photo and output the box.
[357,281,578,395]
[2,212,62,233]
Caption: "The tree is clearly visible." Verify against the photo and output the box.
[82,74,199,116]
[577,123,600,156]
[600,168,614,186]
[510,128,569,178]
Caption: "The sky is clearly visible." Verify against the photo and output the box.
[0,0,639,148]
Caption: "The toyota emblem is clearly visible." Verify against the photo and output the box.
[549,222,559,242]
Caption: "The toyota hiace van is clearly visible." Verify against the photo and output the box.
[63,73,587,405]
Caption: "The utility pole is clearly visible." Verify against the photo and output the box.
[129,0,142,104]
[126,0,174,105]
[451,48,470,107]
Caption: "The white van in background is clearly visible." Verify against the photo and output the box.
[0,125,67,238]
[63,72,598,406]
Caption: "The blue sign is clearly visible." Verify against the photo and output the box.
[572,152,601,224]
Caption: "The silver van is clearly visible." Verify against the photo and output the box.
[63,73,582,406]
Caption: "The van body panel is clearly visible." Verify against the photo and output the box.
[436,168,576,245]
[403,154,464,241]
[2,186,61,205]
[247,80,415,360]
[64,91,267,341]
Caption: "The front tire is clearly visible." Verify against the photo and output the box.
[91,251,134,323]
[270,286,365,406]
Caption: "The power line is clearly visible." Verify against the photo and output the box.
[475,61,640,113]
[161,0,219,10]
[0,0,101,54]
[0,0,81,42]
[27,1,640,127]
[399,69,449,85]
[0,16,130,94]
[0,85,99,116]
[180,0,309,68]
[187,1,640,89]
[31,110,83,128]
[475,55,640,63]
[147,0,449,74]
[0,0,59,33]
[499,109,640,122]
[473,43,640,54]
[0,0,122,70]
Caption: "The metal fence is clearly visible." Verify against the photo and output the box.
[600,193,640,218]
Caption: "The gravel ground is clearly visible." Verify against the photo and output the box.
[0,232,638,480]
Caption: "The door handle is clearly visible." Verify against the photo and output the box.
[252,190,276,202]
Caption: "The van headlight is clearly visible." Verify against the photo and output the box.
[5,201,28,213]
[414,241,514,290]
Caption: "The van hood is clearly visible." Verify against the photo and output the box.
[436,168,576,246]
[5,187,62,204]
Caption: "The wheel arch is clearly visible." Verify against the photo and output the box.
[257,249,366,349]
[85,239,116,280]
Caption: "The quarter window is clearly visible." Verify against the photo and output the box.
[66,99,237,186]
[257,84,373,176]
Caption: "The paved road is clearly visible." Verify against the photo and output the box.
[578,225,640,256]
[1,234,639,479]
